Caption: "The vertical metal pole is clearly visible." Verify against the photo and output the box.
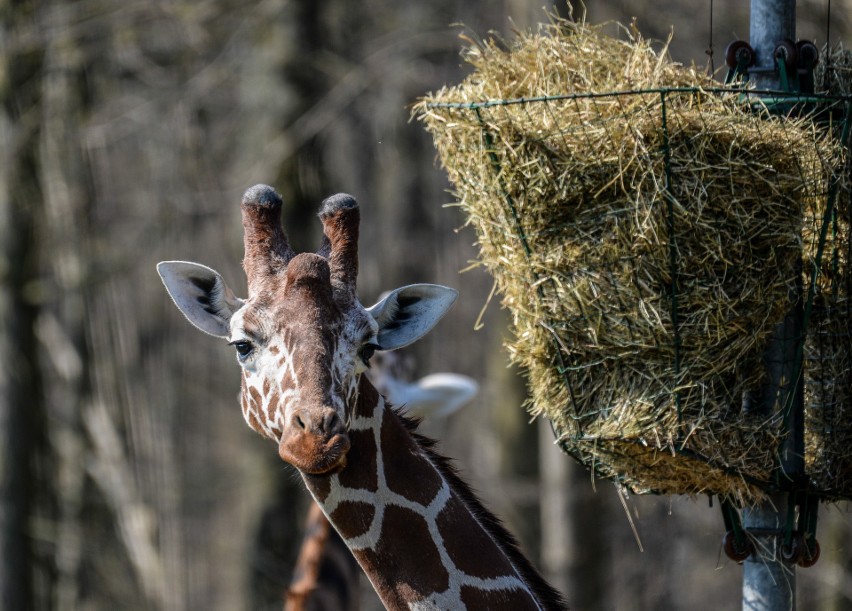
[749,0,796,89]
[742,253,804,611]
[743,4,802,609]
[742,300,803,611]
[742,493,797,610]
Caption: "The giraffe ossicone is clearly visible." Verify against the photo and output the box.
[158,185,568,610]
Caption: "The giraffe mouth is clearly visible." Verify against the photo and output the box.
[279,432,351,475]
[321,450,348,475]
[308,433,350,475]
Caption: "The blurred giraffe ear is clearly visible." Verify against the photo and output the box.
[388,373,478,419]
[157,261,244,338]
[366,284,457,351]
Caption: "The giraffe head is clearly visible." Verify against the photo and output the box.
[157,185,457,475]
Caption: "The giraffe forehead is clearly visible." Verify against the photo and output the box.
[230,289,337,341]
[265,297,375,355]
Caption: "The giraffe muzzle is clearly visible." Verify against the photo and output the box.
[277,408,351,475]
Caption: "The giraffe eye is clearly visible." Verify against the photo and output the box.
[231,340,254,361]
[359,343,380,365]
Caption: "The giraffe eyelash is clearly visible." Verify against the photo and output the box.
[228,339,255,362]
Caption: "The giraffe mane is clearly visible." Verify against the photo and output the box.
[393,407,570,611]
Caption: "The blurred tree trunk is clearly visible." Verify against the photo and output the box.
[37,5,91,608]
[539,407,608,611]
[0,1,47,609]
[538,420,571,594]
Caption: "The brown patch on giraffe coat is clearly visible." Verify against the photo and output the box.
[241,382,265,436]
[249,386,262,411]
[245,388,267,437]
[302,473,332,503]
[381,411,442,506]
[265,390,280,422]
[337,429,378,492]
[278,368,295,392]
[460,584,540,609]
[353,377,380,419]
[249,395,261,418]
[328,500,375,540]
[437,493,519,580]
[353,504,449,604]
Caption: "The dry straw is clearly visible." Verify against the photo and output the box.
[415,15,851,504]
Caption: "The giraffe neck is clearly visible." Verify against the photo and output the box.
[301,377,567,611]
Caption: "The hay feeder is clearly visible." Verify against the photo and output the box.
[416,17,852,510]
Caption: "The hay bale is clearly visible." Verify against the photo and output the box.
[416,15,846,503]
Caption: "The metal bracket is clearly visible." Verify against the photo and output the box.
[720,498,753,563]
[722,492,821,567]
[724,40,755,85]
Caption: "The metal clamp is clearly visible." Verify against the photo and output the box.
[721,498,753,563]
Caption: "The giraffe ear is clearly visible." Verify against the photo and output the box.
[366,284,457,351]
[390,373,478,419]
[157,261,244,338]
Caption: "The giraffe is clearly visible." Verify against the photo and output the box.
[285,355,480,611]
[286,501,355,611]
[157,185,568,611]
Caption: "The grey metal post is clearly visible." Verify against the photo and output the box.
[742,493,797,610]
[741,257,804,611]
[742,304,803,611]
[743,4,803,609]
[749,0,796,89]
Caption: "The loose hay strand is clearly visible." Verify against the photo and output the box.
[415,14,852,504]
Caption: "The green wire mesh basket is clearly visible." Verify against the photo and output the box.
[416,17,852,504]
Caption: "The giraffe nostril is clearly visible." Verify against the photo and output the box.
[322,411,341,434]
[290,409,343,435]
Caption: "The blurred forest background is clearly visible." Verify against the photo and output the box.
[2,1,852,610]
